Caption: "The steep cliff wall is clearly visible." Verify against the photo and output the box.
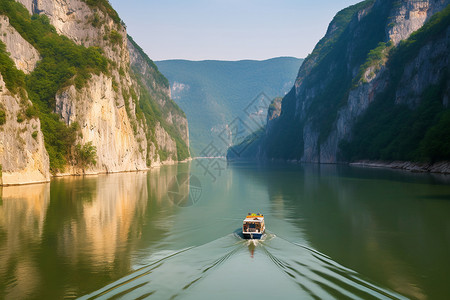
[0,0,189,184]
[54,73,148,174]
[231,0,449,168]
[0,73,50,185]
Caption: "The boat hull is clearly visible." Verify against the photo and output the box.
[242,232,264,240]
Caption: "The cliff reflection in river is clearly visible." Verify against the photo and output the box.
[0,163,191,299]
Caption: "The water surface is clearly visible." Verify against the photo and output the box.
[1,162,449,299]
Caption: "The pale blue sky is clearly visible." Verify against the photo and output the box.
[109,0,361,61]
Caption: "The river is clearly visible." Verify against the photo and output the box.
[1,161,449,299]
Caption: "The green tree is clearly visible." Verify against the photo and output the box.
[75,142,97,172]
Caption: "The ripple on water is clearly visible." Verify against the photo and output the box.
[79,234,406,300]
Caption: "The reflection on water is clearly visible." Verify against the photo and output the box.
[0,164,190,299]
[0,183,50,300]
[236,163,450,300]
[0,161,450,299]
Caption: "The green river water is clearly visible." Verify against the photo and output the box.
[1,161,449,299]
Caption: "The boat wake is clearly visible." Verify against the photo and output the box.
[79,233,406,300]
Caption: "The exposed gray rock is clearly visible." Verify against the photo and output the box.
[301,123,320,163]
[267,97,282,122]
[0,15,40,73]
[320,65,388,163]
[395,26,450,107]
[387,0,448,45]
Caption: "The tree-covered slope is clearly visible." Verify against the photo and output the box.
[156,57,303,156]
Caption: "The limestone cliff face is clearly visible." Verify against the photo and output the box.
[0,12,49,185]
[388,0,448,45]
[237,0,449,165]
[0,74,50,185]
[0,0,189,184]
[55,73,147,174]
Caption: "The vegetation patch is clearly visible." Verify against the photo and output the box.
[0,41,25,94]
[0,106,6,126]
[91,13,102,28]
[109,29,122,46]
[81,0,121,25]
[74,141,97,171]
[353,41,394,85]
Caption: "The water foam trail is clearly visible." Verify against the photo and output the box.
[79,233,407,300]
[79,235,245,299]
[261,234,407,300]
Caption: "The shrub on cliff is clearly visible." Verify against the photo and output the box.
[0,107,6,126]
[74,142,97,172]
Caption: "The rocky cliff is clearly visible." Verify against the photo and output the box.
[0,0,189,185]
[229,0,450,169]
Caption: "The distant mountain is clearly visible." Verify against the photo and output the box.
[156,57,303,156]
[228,0,450,172]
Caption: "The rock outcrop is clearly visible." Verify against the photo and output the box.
[388,0,448,45]
[0,15,40,73]
[0,0,189,185]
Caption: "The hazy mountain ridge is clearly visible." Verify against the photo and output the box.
[156,57,303,155]
[0,0,189,185]
[229,0,450,172]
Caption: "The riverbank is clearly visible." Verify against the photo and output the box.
[0,158,193,187]
[350,160,450,175]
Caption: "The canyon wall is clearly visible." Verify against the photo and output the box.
[229,0,449,171]
[0,0,189,185]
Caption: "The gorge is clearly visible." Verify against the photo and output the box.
[1,1,450,299]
